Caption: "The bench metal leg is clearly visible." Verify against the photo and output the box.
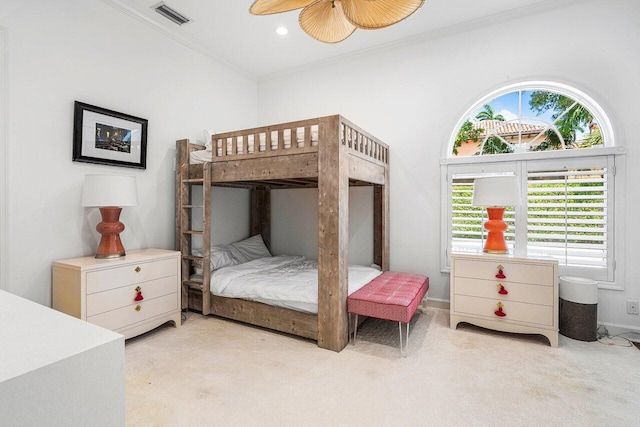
[406,321,410,352]
[399,321,409,357]
[419,290,429,311]
[352,314,410,356]
[352,314,358,345]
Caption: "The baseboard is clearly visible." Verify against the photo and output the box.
[598,321,640,342]
[425,298,450,310]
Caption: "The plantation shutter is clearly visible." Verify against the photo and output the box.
[526,166,609,274]
[451,174,516,254]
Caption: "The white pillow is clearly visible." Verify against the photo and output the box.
[229,235,272,264]
[192,245,239,272]
[203,129,215,152]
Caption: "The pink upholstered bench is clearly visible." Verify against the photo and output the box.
[348,271,429,355]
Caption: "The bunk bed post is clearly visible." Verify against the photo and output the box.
[176,139,191,310]
[175,139,188,252]
[201,164,212,315]
[373,178,390,270]
[251,187,271,250]
[317,115,349,352]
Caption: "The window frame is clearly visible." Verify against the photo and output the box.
[445,81,616,157]
[440,82,625,290]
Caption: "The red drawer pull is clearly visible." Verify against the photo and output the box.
[498,284,508,295]
[495,264,506,279]
[494,302,506,317]
[134,286,144,302]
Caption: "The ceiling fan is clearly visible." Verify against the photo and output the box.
[249,0,425,44]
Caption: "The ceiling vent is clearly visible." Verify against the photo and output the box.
[153,2,191,26]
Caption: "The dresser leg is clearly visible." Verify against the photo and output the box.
[544,332,559,348]
[449,316,459,330]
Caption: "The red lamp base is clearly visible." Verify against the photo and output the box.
[95,207,126,259]
[483,207,508,254]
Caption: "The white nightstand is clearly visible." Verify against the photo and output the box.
[450,253,559,347]
[52,248,181,339]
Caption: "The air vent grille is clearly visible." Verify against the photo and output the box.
[153,2,190,26]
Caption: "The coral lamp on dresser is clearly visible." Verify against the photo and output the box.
[52,249,181,339]
[450,253,559,347]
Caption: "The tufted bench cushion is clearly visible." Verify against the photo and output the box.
[348,271,429,324]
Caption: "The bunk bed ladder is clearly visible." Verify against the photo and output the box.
[179,163,212,315]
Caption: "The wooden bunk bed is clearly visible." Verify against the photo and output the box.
[175,115,389,352]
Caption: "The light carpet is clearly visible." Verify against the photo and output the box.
[125,307,639,426]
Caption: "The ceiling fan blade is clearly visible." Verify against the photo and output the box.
[250,0,317,15]
[341,0,425,29]
[299,0,356,43]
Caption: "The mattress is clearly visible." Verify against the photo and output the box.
[191,127,319,164]
[208,255,382,314]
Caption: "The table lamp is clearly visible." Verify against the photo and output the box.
[472,176,520,254]
[82,174,138,259]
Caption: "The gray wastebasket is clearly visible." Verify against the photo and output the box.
[559,276,598,341]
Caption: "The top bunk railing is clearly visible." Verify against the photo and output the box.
[340,116,389,166]
[211,117,320,161]
[209,115,389,167]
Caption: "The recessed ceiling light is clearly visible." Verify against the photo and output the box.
[275,26,289,36]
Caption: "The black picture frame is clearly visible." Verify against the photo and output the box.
[73,101,147,169]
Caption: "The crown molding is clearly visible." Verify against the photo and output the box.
[99,0,257,82]
[258,0,588,82]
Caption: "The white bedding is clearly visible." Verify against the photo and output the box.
[209,255,382,314]
[190,149,217,164]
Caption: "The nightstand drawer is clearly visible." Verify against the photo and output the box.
[454,259,555,286]
[454,295,554,326]
[88,293,178,331]
[454,277,554,306]
[86,276,178,317]
[87,258,177,294]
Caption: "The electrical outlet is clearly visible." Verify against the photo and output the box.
[627,300,639,315]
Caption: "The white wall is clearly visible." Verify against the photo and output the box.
[258,0,640,333]
[0,0,258,304]
[191,186,251,249]
[270,187,373,265]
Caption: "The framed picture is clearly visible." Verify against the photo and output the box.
[73,101,147,169]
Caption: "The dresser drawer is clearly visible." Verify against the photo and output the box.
[88,293,178,331]
[87,258,178,294]
[454,277,554,306]
[454,295,554,326]
[454,258,555,286]
[86,276,177,317]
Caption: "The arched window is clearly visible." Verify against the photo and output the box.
[441,82,624,287]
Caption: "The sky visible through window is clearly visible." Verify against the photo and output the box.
[467,91,554,125]
[454,88,601,157]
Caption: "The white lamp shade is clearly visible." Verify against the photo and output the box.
[472,176,520,207]
[82,174,138,207]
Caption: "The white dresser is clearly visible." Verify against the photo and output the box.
[53,248,181,339]
[450,253,559,347]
